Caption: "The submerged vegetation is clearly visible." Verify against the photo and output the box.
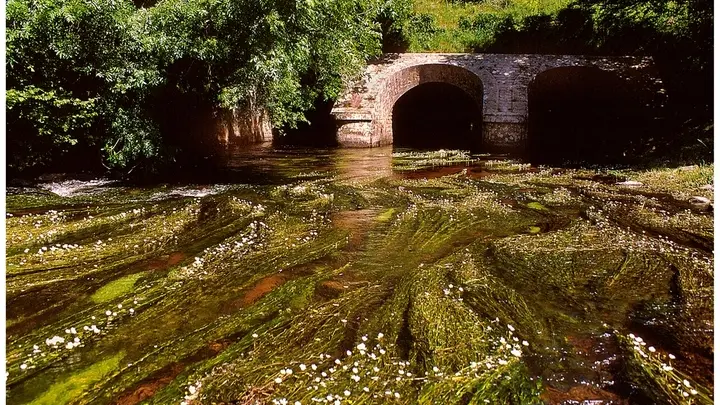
[6,150,713,404]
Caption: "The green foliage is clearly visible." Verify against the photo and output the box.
[6,0,412,174]
[6,0,162,173]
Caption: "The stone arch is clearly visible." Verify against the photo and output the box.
[371,63,485,145]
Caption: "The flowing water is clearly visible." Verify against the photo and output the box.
[5,147,714,405]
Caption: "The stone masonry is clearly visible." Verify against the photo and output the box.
[331,53,665,153]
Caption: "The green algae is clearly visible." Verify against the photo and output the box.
[90,272,148,303]
[526,201,549,211]
[376,208,396,222]
[5,150,714,405]
[29,352,123,405]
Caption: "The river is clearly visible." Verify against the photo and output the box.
[5,146,714,404]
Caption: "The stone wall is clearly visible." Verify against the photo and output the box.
[214,101,273,148]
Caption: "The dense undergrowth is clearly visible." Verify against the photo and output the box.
[6,151,713,404]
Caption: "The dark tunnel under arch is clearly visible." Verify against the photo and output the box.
[528,66,648,165]
[391,82,483,151]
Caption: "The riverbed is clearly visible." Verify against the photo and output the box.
[5,147,714,404]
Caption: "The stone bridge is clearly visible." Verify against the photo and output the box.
[330,53,664,153]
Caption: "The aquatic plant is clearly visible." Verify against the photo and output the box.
[5,155,713,404]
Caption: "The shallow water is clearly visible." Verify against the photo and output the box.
[5,147,714,404]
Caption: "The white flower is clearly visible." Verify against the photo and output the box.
[522,340,529,346]
[377,332,384,339]
[299,364,307,371]
[683,380,691,388]
[361,336,368,341]
[432,366,439,372]
[311,364,317,370]
[285,368,293,375]
[105,310,112,316]
[394,392,400,398]
[117,304,122,309]
[20,364,27,370]
[357,343,366,351]
[682,392,689,397]
[252,333,259,338]
[498,359,508,365]
[351,375,360,382]
[295,402,302,405]
[511,349,522,357]
[507,325,515,332]
[648,346,656,352]
[188,385,196,395]
[668,353,676,359]
[363,387,370,392]
[274,377,282,384]
[344,390,351,396]
[691,389,698,395]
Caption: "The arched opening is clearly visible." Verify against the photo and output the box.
[528,66,644,165]
[392,82,482,150]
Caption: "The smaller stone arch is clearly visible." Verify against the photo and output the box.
[372,63,485,145]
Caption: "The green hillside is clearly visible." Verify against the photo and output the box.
[407,0,573,52]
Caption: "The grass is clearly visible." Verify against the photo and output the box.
[407,0,574,52]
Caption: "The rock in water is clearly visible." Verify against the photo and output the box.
[616,180,643,187]
[689,196,711,206]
